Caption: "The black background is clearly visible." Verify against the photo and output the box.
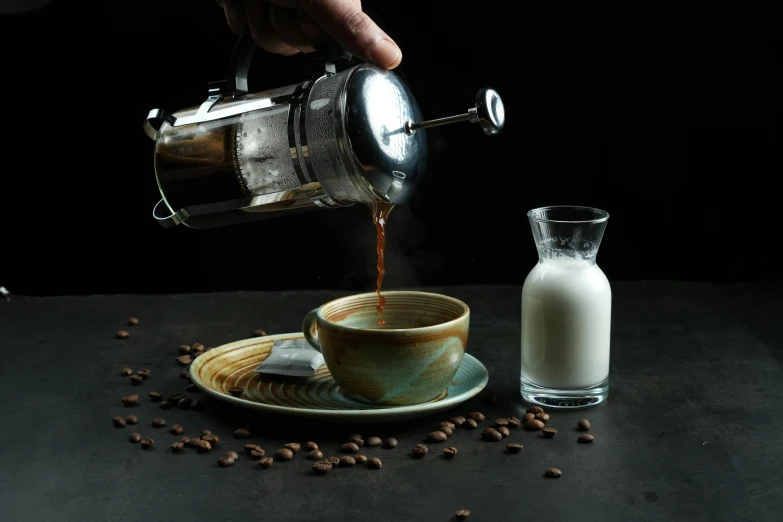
[1,1,781,296]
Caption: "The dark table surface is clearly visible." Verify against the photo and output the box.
[1,282,782,522]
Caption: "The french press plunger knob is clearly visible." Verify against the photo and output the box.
[404,88,505,136]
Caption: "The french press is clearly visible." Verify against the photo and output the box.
[144,33,505,229]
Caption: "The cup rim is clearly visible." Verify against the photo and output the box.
[527,205,609,224]
[316,290,470,333]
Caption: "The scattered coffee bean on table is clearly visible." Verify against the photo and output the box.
[186,384,199,393]
[449,416,466,427]
[122,394,138,406]
[112,416,126,427]
[120,368,133,376]
[180,437,191,444]
[412,444,428,457]
[494,418,509,427]
[523,413,536,422]
[427,431,448,443]
[326,456,340,466]
[440,426,454,436]
[177,397,192,409]
[192,343,205,353]
[234,428,251,438]
[225,451,239,460]
[178,345,191,354]
[152,418,166,428]
[171,442,185,453]
[443,447,458,458]
[127,317,139,326]
[260,457,273,468]
[176,355,192,366]
[140,438,154,449]
[542,427,558,438]
[456,509,471,520]
[339,456,356,467]
[498,426,510,438]
[464,419,478,429]
[159,401,172,410]
[252,329,267,337]
[180,369,190,380]
[535,413,550,422]
[306,441,318,451]
[482,428,502,441]
[349,437,365,447]
[383,438,398,449]
[244,444,262,454]
[545,468,562,478]
[276,448,294,461]
[578,434,595,444]
[307,450,324,460]
[190,400,204,411]
[116,330,129,340]
[284,443,300,453]
[218,455,235,467]
[355,455,368,464]
[341,442,360,453]
[467,412,485,422]
[507,416,521,428]
[312,461,332,474]
[137,369,150,379]
[202,435,220,446]
[367,457,382,470]
[228,387,243,397]
[201,430,212,437]
[187,437,201,448]
[366,436,382,447]
[349,433,362,440]
[129,375,143,386]
[251,448,266,458]
[440,421,456,431]
[506,443,523,454]
[524,420,545,431]
[148,391,162,402]
[125,415,138,425]
[170,424,184,435]
[577,419,591,431]
[526,406,544,414]
[197,441,212,453]
[129,433,142,443]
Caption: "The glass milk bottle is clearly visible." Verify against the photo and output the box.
[520,206,611,408]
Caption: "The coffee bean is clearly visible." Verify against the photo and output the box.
[192,343,205,353]
[367,457,382,470]
[355,455,368,464]
[349,437,364,447]
[251,448,266,458]
[326,456,340,466]
[159,400,172,410]
[412,444,428,457]
[542,427,558,438]
[507,416,521,428]
[244,443,262,454]
[180,437,191,444]
[349,433,362,440]
[252,329,267,337]
[482,428,502,441]
[129,375,143,386]
[341,442,360,454]
[129,432,142,443]
[122,394,138,406]
[175,397,190,410]
[197,440,212,453]
[186,383,199,392]
[443,446,458,458]
[312,461,332,474]
[494,418,509,427]
[498,426,510,438]
[180,369,191,380]
[234,428,251,439]
[577,419,591,431]
[125,415,138,425]
[191,400,204,411]
[284,443,300,453]
[506,443,523,453]
[307,450,324,460]
[178,344,191,354]
[523,413,536,422]
[228,387,243,397]
[544,467,562,478]
[202,435,220,447]
[467,412,485,422]
[464,419,478,429]
[427,431,448,443]
[260,457,273,468]
[170,424,184,435]
[120,368,133,376]
[171,442,185,453]
[112,416,126,427]
[187,437,201,448]
[176,355,192,366]
[383,438,398,449]
[137,369,150,379]
[152,418,166,428]
[127,317,139,326]
[578,434,595,444]
[440,421,456,431]
[449,416,466,427]
[116,330,129,339]
[276,448,294,461]
[526,406,545,414]
[524,420,546,431]
[140,438,154,449]
[339,456,356,467]
[306,441,318,451]
[148,391,162,402]
[218,456,235,467]
[225,451,239,460]
[366,436,382,447]
[456,508,471,520]
[201,430,212,437]
[535,413,550,422]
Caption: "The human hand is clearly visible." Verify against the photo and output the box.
[217,0,402,69]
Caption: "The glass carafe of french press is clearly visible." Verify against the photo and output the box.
[144,34,505,229]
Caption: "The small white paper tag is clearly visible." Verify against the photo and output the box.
[253,338,325,377]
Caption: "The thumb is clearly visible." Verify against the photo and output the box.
[299,0,402,69]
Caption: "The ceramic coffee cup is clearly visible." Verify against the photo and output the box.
[302,291,470,406]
